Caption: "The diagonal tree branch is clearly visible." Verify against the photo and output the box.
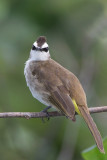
[0,106,107,119]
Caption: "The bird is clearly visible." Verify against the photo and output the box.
[24,36,104,153]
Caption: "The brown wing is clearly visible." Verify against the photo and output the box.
[49,86,76,121]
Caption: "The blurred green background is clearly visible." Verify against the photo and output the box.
[0,0,107,160]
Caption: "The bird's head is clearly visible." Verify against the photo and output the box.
[30,36,50,61]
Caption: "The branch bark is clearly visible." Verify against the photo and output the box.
[0,106,107,119]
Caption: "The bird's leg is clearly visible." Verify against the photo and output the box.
[41,106,52,122]
[42,106,52,113]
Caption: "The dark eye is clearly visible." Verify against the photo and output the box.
[42,47,49,52]
[32,45,37,50]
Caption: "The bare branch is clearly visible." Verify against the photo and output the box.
[0,106,106,119]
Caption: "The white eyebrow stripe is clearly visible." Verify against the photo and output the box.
[33,42,38,47]
[42,42,48,48]
[33,41,48,49]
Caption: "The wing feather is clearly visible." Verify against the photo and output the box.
[49,87,76,121]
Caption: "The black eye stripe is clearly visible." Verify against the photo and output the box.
[32,45,37,50]
[32,45,49,52]
[42,47,49,52]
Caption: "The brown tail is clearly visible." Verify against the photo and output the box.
[78,106,105,153]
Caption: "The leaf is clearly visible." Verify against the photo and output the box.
[82,137,107,160]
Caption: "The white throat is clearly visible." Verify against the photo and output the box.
[30,50,50,61]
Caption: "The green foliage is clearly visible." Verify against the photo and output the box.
[82,137,107,160]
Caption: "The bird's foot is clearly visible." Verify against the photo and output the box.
[41,106,52,122]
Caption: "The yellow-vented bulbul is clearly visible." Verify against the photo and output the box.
[24,36,104,153]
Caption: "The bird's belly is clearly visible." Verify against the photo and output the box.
[25,73,50,106]
[29,85,49,106]
[25,61,53,107]
[24,61,51,106]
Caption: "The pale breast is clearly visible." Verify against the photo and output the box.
[24,59,50,106]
